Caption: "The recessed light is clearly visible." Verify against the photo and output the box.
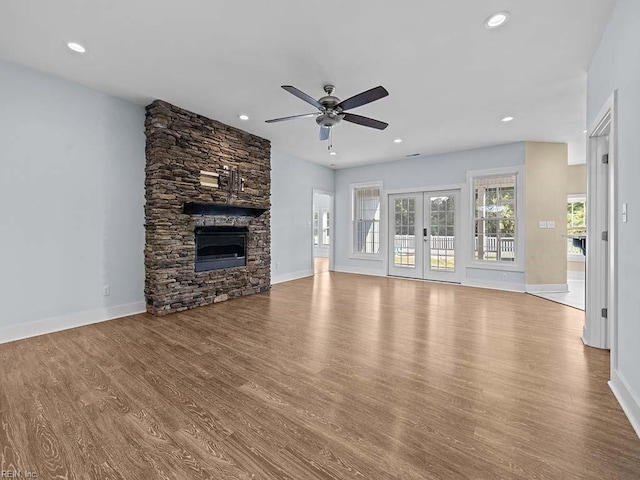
[238,114,249,121]
[394,138,403,143]
[329,151,337,156]
[583,130,588,134]
[501,116,515,122]
[66,42,86,53]
[485,12,510,29]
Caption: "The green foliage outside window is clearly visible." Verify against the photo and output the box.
[567,201,586,235]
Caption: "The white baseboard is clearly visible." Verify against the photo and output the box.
[0,301,146,345]
[332,265,386,277]
[526,283,569,293]
[462,278,525,293]
[568,270,586,281]
[271,269,314,285]
[609,369,640,439]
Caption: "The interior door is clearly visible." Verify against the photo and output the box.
[388,193,423,279]
[388,190,461,283]
[424,191,461,283]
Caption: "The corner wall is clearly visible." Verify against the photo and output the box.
[270,152,335,283]
[524,142,568,289]
[588,0,640,437]
[0,60,146,343]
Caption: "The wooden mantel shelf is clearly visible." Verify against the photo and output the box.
[183,202,268,217]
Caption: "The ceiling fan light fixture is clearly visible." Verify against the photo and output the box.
[394,138,403,143]
[501,116,515,122]
[329,151,337,156]
[66,42,86,53]
[485,12,510,29]
[266,84,389,131]
[238,114,249,121]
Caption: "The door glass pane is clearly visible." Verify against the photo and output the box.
[430,196,455,271]
[393,198,416,268]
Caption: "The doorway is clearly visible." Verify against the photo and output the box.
[312,190,333,275]
[584,95,615,352]
[388,190,461,282]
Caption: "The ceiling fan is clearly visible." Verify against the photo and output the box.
[265,84,389,143]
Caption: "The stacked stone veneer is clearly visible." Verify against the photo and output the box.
[144,100,271,315]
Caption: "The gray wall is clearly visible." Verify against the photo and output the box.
[333,142,526,286]
[588,0,640,423]
[271,152,334,283]
[0,60,146,339]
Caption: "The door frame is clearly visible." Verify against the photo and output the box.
[424,189,463,283]
[387,192,424,279]
[311,189,335,272]
[584,91,617,356]
[385,183,466,282]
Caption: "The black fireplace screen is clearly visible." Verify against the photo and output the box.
[194,226,248,272]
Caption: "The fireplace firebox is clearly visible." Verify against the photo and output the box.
[194,226,248,272]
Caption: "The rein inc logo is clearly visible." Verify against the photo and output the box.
[1,472,37,478]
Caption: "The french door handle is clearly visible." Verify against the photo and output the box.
[423,228,428,237]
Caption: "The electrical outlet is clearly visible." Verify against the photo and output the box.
[276,262,280,269]
[102,285,110,296]
[502,273,508,281]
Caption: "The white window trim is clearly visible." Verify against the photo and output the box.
[466,166,525,271]
[567,194,586,263]
[350,181,383,259]
[568,193,587,202]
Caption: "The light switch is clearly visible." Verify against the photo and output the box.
[538,221,547,229]
[623,203,628,223]
[547,220,555,229]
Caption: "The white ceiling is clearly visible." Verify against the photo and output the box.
[0,0,614,168]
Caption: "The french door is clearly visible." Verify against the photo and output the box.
[388,190,461,283]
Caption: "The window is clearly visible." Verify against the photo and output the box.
[567,196,586,258]
[313,211,319,246]
[473,174,517,262]
[352,183,382,256]
[322,211,330,246]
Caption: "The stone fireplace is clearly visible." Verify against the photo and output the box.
[144,100,271,315]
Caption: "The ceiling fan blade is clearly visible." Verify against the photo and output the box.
[281,85,324,110]
[342,113,389,130]
[335,86,389,111]
[319,126,330,141]
[265,112,318,123]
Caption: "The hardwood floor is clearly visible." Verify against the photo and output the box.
[1,272,639,479]
[314,256,329,274]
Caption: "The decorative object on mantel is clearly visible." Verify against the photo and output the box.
[219,165,244,204]
[200,165,246,204]
[199,170,219,188]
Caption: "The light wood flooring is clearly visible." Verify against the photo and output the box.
[314,256,329,274]
[1,272,640,479]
